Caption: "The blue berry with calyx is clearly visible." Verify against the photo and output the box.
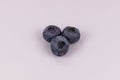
[43,25,61,42]
[51,36,70,57]
[62,26,80,44]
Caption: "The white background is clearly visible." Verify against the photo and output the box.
[0,0,120,80]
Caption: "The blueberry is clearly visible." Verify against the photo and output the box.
[43,25,61,42]
[62,26,80,44]
[51,36,70,57]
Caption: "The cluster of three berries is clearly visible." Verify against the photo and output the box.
[43,25,80,57]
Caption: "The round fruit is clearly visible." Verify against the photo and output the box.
[43,25,61,42]
[51,36,70,57]
[62,26,80,44]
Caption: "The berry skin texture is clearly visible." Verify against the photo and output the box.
[62,26,80,44]
[51,36,70,57]
[43,25,61,42]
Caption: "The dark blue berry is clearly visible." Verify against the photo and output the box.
[43,25,61,42]
[51,36,70,57]
[62,26,80,44]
